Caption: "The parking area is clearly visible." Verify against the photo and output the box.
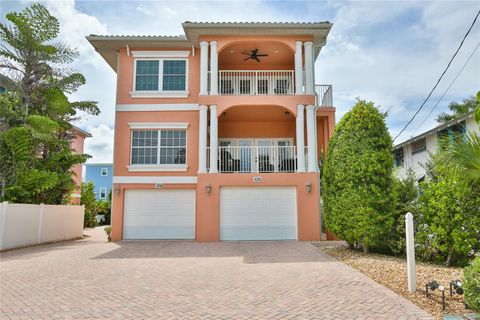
[0,227,433,320]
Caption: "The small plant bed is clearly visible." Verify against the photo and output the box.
[320,245,472,320]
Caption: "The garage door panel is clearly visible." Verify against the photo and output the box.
[220,187,297,241]
[123,189,195,240]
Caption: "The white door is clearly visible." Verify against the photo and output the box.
[123,189,196,240]
[220,186,297,240]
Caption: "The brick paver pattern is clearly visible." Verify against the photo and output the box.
[1,227,433,320]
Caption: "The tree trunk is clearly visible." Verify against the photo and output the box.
[446,245,454,266]
[363,242,369,253]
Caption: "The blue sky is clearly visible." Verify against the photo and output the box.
[1,0,479,162]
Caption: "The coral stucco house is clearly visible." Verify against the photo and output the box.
[70,126,92,204]
[87,22,335,241]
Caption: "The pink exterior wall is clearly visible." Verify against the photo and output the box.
[70,133,86,205]
[109,34,336,242]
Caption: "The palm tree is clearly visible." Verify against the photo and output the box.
[439,131,480,181]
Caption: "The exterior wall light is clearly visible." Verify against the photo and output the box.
[306,181,312,193]
[205,183,212,194]
[113,184,121,196]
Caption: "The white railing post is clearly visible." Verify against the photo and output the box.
[0,202,8,250]
[210,41,218,95]
[405,212,416,293]
[199,41,209,95]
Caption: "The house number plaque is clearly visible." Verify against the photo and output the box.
[253,176,262,183]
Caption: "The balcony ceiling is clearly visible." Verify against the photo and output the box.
[219,42,294,68]
[219,105,294,122]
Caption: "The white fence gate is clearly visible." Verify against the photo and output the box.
[0,202,85,251]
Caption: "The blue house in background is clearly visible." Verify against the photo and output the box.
[84,163,113,201]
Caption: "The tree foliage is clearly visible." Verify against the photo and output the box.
[416,152,480,266]
[387,169,419,255]
[80,181,110,228]
[436,96,477,124]
[463,257,480,312]
[0,4,98,204]
[322,99,394,252]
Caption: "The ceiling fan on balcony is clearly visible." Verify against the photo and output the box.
[242,49,268,62]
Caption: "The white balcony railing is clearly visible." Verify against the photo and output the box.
[218,70,295,95]
[207,146,308,173]
[315,84,333,107]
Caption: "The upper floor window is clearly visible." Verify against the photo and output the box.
[394,148,404,167]
[162,60,186,91]
[135,60,159,91]
[101,168,108,176]
[131,50,189,98]
[411,138,426,155]
[131,129,186,166]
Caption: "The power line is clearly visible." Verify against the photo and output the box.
[393,9,480,142]
[411,41,480,136]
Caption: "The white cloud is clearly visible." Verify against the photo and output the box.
[83,124,114,163]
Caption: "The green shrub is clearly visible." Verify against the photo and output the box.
[464,257,480,312]
[322,99,394,252]
[417,152,480,266]
[104,226,112,242]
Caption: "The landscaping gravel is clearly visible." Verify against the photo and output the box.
[317,244,475,320]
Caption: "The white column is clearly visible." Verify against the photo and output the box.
[306,105,317,172]
[294,41,303,95]
[210,41,218,95]
[209,105,218,173]
[199,41,209,95]
[198,105,208,173]
[405,212,416,293]
[296,105,306,172]
[304,41,314,95]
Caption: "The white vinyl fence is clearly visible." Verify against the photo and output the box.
[0,202,85,251]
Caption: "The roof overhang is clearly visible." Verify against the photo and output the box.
[394,111,475,149]
[86,35,191,71]
[182,22,332,59]
[71,125,92,138]
[87,21,333,72]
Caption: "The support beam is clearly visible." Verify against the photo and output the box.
[306,105,317,172]
[198,105,208,173]
[294,41,303,95]
[209,41,218,95]
[304,41,314,95]
[209,105,218,173]
[296,105,306,172]
[199,41,209,95]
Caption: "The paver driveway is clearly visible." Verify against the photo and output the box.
[1,228,433,320]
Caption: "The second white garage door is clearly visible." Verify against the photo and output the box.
[123,189,195,240]
[220,186,297,240]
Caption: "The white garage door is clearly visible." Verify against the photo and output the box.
[220,186,297,240]
[123,189,196,240]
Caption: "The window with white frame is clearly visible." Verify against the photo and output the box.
[131,130,186,165]
[135,59,187,92]
[411,138,426,154]
[99,187,107,199]
[101,168,108,176]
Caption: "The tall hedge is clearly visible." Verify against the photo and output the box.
[322,99,394,252]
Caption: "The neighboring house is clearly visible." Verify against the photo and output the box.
[87,21,336,242]
[70,126,92,204]
[394,111,479,181]
[84,163,113,201]
[0,73,16,93]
